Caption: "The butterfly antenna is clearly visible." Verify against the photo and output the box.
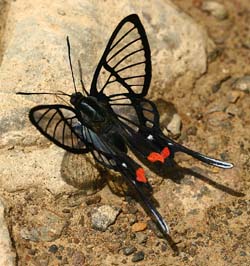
[16,91,70,97]
[55,94,69,105]
[66,36,77,93]
[78,60,89,96]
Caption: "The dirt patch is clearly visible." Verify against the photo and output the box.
[1,0,250,265]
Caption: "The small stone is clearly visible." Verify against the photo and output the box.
[201,1,228,20]
[34,253,50,266]
[211,76,231,93]
[233,76,250,92]
[123,246,137,256]
[127,205,138,215]
[226,105,239,116]
[210,223,218,231]
[85,195,101,205]
[227,91,241,103]
[62,208,71,213]
[48,244,58,253]
[167,114,182,136]
[107,242,121,252]
[131,222,147,232]
[72,251,85,266]
[206,102,227,114]
[186,126,197,136]
[135,232,148,244]
[239,250,247,256]
[28,249,37,256]
[20,210,67,242]
[91,205,121,231]
[233,209,243,216]
[131,251,145,262]
[207,112,229,127]
[73,238,80,244]
[161,243,168,252]
[79,216,84,226]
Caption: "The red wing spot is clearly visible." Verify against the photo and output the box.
[161,147,170,159]
[136,167,147,183]
[147,152,164,163]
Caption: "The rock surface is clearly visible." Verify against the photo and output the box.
[201,1,228,20]
[20,209,67,242]
[0,199,16,266]
[0,0,209,196]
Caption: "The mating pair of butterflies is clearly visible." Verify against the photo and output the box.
[18,14,233,235]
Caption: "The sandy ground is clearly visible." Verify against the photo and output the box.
[0,0,250,265]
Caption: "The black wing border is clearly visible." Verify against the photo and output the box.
[90,14,151,97]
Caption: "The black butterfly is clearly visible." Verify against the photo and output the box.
[17,14,233,236]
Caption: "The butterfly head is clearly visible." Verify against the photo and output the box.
[70,92,85,106]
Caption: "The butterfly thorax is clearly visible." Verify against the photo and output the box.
[70,92,112,133]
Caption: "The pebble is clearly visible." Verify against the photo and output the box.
[233,76,250,92]
[186,126,197,136]
[226,105,239,116]
[34,253,50,266]
[206,102,227,114]
[48,245,58,254]
[85,195,101,205]
[167,114,182,136]
[201,1,228,20]
[227,91,241,103]
[72,251,85,266]
[123,246,137,256]
[127,205,138,215]
[91,205,121,231]
[131,251,145,262]
[28,249,37,256]
[239,250,247,256]
[135,232,148,244]
[20,210,67,242]
[161,243,168,252]
[131,222,147,232]
[0,199,16,266]
[207,112,229,127]
[211,75,231,93]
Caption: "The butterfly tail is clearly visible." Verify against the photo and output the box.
[131,180,170,235]
[116,157,170,235]
[158,134,233,169]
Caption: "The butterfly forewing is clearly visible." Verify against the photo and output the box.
[90,14,151,97]
[29,105,89,153]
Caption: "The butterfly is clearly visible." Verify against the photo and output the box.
[17,14,233,236]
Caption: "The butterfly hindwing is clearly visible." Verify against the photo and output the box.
[90,14,151,98]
